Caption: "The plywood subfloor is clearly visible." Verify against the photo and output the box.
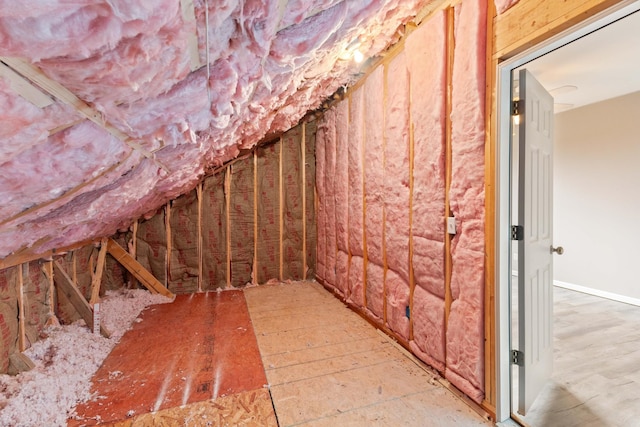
[245,281,492,427]
[70,291,270,426]
[515,286,640,427]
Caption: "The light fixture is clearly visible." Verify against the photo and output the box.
[353,49,364,64]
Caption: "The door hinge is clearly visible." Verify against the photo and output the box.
[511,225,524,241]
[512,100,523,116]
[511,349,524,366]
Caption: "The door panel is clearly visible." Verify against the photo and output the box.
[517,69,554,415]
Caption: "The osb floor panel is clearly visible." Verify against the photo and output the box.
[245,281,492,427]
[70,291,269,426]
[106,388,276,427]
[513,286,640,427]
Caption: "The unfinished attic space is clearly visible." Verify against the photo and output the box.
[0,0,502,425]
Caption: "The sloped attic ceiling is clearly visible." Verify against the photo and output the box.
[0,0,441,262]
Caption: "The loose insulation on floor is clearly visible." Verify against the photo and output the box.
[0,290,171,427]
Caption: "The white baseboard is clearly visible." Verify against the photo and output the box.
[553,280,640,307]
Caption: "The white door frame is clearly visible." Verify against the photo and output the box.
[494,1,640,422]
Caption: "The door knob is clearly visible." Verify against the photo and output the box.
[551,246,564,255]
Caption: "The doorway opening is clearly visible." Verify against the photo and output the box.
[495,1,640,423]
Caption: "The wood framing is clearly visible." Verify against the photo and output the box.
[165,202,172,288]
[302,124,307,280]
[17,264,26,352]
[492,0,622,59]
[0,58,163,169]
[89,238,108,305]
[106,239,175,299]
[0,61,53,108]
[197,182,203,291]
[53,260,111,338]
[443,5,455,346]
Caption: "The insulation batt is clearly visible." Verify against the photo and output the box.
[323,108,337,288]
[334,100,349,253]
[446,0,487,404]
[384,51,411,284]
[347,86,364,259]
[385,269,410,340]
[363,66,385,267]
[0,0,432,259]
[315,120,327,282]
[405,10,447,371]
[348,255,365,308]
[336,250,349,297]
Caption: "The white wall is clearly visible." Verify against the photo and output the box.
[554,91,640,300]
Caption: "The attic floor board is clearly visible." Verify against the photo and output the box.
[245,281,492,427]
[69,291,269,426]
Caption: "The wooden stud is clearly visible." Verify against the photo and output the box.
[408,121,416,341]
[0,62,54,108]
[225,167,232,288]
[53,260,111,338]
[360,92,368,308]
[48,119,85,136]
[106,239,175,300]
[382,62,389,325]
[42,261,58,325]
[484,0,498,412]
[279,137,284,280]
[444,6,455,358]
[131,219,139,288]
[72,250,78,289]
[89,238,108,305]
[17,264,26,352]
[302,124,307,280]
[180,0,203,71]
[165,201,172,288]
[197,182,204,292]
[253,151,259,284]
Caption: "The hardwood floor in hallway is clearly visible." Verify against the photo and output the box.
[516,286,640,427]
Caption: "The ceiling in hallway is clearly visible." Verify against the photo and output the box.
[522,8,640,113]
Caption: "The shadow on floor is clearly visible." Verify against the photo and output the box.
[520,381,606,427]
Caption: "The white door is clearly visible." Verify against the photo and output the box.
[516,69,555,415]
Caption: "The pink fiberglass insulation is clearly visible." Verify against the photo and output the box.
[348,255,365,307]
[334,100,349,253]
[315,118,327,282]
[410,285,445,372]
[363,66,385,267]
[0,121,131,220]
[446,0,487,404]
[336,250,349,297]
[366,262,384,320]
[384,51,411,284]
[0,77,79,163]
[0,0,435,259]
[385,269,410,340]
[324,108,338,288]
[348,86,364,259]
[405,10,447,371]
[406,11,447,297]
